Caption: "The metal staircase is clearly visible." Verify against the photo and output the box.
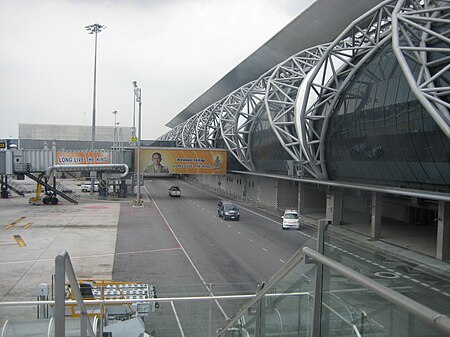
[24,172,79,205]
[5,181,26,196]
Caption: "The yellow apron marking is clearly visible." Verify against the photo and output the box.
[13,235,26,247]
[2,217,27,234]
[10,216,26,225]
[23,222,33,229]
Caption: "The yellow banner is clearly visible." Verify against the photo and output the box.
[138,148,227,175]
[56,151,110,165]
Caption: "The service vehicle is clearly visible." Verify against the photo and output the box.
[81,184,98,192]
[168,186,181,197]
[282,209,300,230]
[219,202,240,221]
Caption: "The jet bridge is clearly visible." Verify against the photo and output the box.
[0,147,132,204]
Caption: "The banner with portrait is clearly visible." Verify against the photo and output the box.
[138,148,227,175]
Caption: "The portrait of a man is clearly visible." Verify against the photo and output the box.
[144,152,169,174]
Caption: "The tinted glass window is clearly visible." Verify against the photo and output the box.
[325,38,450,191]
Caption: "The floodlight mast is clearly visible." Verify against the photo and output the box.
[133,81,143,207]
[85,23,106,151]
[85,23,106,194]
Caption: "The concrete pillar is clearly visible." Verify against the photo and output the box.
[436,201,450,261]
[371,192,382,239]
[326,191,342,225]
[298,182,306,214]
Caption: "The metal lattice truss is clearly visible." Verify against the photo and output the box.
[298,0,397,179]
[392,0,450,138]
[157,0,449,178]
[196,100,224,148]
[181,114,200,148]
[219,71,273,170]
[264,44,331,178]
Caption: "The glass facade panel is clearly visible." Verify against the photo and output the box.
[250,113,292,173]
[325,38,450,192]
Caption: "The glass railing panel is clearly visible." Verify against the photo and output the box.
[218,237,318,337]
[320,264,447,337]
[0,284,46,326]
[322,225,450,321]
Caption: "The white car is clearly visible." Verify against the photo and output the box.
[282,210,300,230]
[81,184,98,192]
[168,186,181,197]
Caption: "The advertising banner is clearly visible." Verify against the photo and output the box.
[56,151,110,165]
[138,148,227,175]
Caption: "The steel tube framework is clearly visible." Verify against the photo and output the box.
[158,0,449,185]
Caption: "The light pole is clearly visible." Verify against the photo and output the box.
[133,81,143,207]
[132,87,136,146]
[112,110,118,128]
[112,110,118,152]
[85,23,106,150]
[86,23,106,194]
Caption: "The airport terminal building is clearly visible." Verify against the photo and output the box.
[157,0,450,260]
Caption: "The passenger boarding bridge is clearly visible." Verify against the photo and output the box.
[0,145,130,205]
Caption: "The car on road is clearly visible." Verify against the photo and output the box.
[219,201,240,221]
[168,186,181,197]
[282,209,299,230]
[217,199,232,215]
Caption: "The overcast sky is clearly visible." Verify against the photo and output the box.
[0,0,314,140]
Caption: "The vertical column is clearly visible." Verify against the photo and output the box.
[298,181,306,214]
[371,192,382,239]
[436,201,450,260]
[326,191,342,225]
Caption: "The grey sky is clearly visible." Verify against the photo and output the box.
[0,0,314,140]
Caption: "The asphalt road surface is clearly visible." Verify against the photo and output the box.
[112,178,316,337]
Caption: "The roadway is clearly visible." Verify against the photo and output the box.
[112,178,316,337]
[112,177,450,337]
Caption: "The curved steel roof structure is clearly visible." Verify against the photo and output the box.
[160,0,450,183]
[166,0,387,128]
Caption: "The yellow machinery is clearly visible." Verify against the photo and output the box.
[64,279,157,319]
[28,182,42,204]
[28,180,59,205]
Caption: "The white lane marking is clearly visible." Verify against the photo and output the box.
[143,185,229,320]
[0,247,183,266]
[248,239,254,243]
[238,231,242,235]
[227,225,231,228]
[171,301,186,337]
[279,259,285,264]
[262,248,268,252]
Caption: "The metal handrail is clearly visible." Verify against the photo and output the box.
[0,291,313,309]
[302,247,450,335]
[55,251,96,337]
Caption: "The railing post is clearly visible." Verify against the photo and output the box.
[55,253,66,337]
[311,219,329,337]
[254,283,264,337]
